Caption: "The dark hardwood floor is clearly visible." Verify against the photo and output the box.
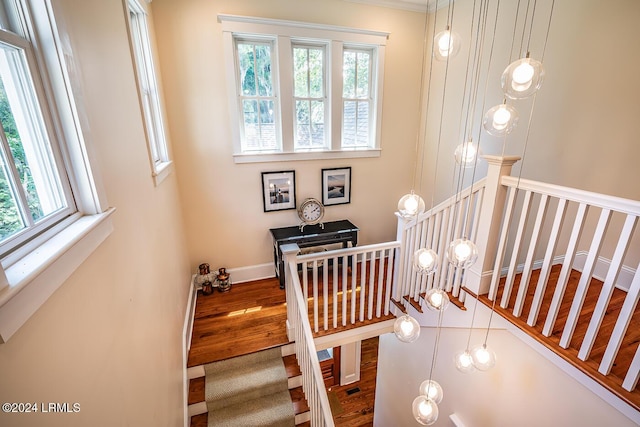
[188,276,381,426]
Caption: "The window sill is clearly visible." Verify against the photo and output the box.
[152,160,173,186]
[233,149,381,164]
[0,208,116,343]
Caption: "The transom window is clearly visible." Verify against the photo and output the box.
[220,15,388,163]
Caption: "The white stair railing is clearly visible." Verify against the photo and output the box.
[396,179,486,308]
[283,248,335,427]
[295,242,399,333]
[488,176,640,392]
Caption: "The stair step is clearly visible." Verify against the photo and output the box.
[189,386,309,418]
[207,389,295,427]
[204,348,288,412]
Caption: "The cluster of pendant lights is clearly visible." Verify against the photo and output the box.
[394,15,545,426]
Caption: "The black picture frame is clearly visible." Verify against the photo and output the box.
[261,170,296,212]
[322,167,351,206]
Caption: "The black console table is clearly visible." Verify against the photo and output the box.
[269,220,359,288]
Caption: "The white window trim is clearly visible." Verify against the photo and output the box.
[125,0,173,186]
[219,14,388,164]
[0,0,113,343]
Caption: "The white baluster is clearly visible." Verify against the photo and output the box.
[560,208,611,349]
[543,203,589,337]
[527,198,567,326]
[514,194,549,317]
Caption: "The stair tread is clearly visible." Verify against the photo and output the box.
[207,390,295,427]
[205,349,289,412]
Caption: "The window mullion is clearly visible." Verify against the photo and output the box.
[0,125,32,228]
[330,40,342,151]
[278,35,293,152]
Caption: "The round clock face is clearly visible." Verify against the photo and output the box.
[298,198,324,224]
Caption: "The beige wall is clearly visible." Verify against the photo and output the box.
[150,0,426,271]
[0,1,191,426]
[419,0,640,204]
[375,328,638,426]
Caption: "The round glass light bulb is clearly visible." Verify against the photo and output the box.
[437,32,451,53]
[412,395,439,425]
[434,29,460,61]
[483,103,519,137]
[393,314,420,343]
[454,349,476,373]
[512,62,535,85]
[454,141,479,168]
[446,238,479,269]
[418,380,443,404]
[501,57,545,99]
[398,191,425,219]
[414,248,438,275]
[470,343,497,371]
[424,288,450,312]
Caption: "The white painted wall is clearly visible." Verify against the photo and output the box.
[375,328,638,427]
[151,0,425,271]
[0,1,191,426]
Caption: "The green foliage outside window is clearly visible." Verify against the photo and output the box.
[0,76,43,240]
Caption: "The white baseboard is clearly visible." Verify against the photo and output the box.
[183,275,198,427]
[226,263,275,284]
[573,251,636,292]
[497,251,636,292]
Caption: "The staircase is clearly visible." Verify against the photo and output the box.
[188,343,311,426]
[393,155,640,416]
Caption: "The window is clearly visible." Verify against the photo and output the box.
[0,6,74,258]
[342,48,373,149]
[127,0,172,184]
[236,39,278,152]
[220,15,388,163]
[0,0,112,342]
[293,44,327,150]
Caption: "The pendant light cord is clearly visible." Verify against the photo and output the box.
[483,0,554,346]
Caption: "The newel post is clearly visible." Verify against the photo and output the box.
[393,212,410,309]
[281,243,300,342]
[465,155,520,296]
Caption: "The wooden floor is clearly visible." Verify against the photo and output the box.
[187,276,382,426]
[477,265,640,410]
[188,277,289,367]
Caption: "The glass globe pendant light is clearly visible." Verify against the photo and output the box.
[424,288,450,312]
[398,190,426,219]
[470,343,497,371]
[413,248,438,275]
[446,238,478,268]
[483,102,519,137]
[412,395,439,425]
[454,349,476,373]
[501,54,545,99]
[454,140,479,168]
[393,314,420,343]
[433,26,461,61]
[418,379,443,404]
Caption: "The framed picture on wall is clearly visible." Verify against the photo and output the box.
[261,170,296,212]
[322,167,351,206]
